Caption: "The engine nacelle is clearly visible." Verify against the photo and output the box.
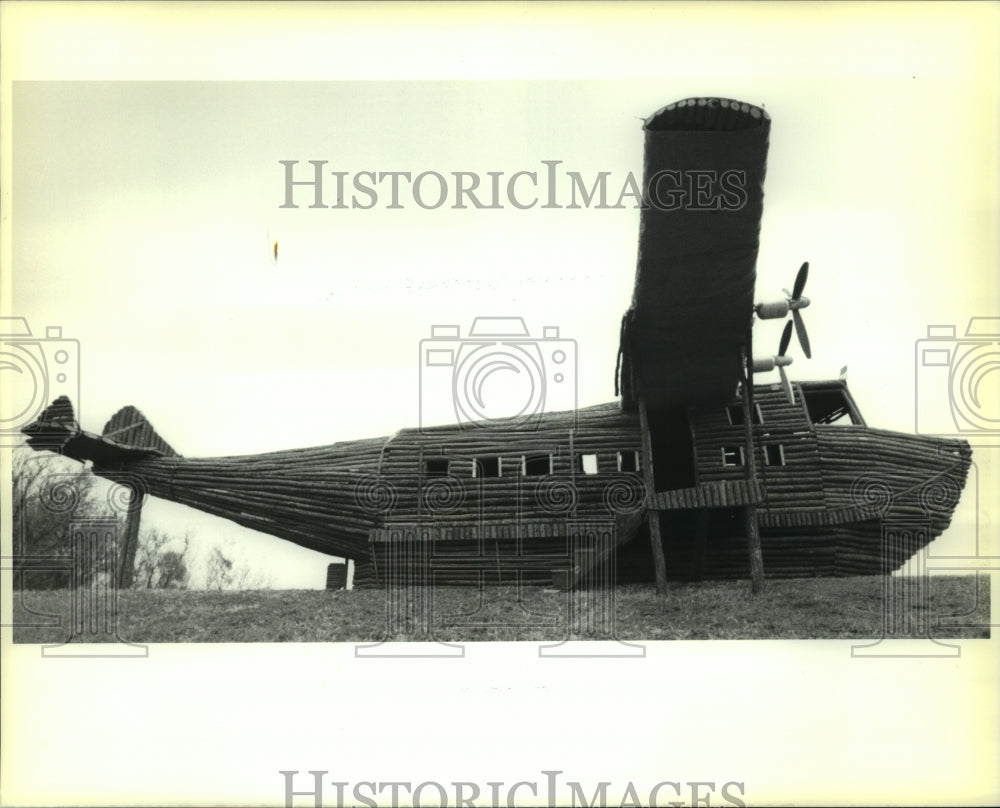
[755,300,789,319]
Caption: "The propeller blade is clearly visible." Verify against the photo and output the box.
[778,320,793,357]
[792,308,812,359]
[778,364,795,405]
[792,261,809,300]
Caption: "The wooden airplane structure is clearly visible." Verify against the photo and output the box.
[22,98,972,592]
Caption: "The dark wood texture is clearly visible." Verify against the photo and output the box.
[118,486,143,589]
[638,396,669,594]
[620,98,770,410]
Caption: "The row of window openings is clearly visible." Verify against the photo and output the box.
[722,444,786,467]
[426,444,786,477]
[424,451,642,479]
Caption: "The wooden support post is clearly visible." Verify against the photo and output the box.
[118,484,143,590]
[326,562,348,590]
[744,506,765,595]
[638,395,668,595]
[741,342,765,595]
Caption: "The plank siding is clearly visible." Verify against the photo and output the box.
[42,388,968,585]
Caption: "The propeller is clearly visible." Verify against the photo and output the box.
[752,321,796,404]
[782,261,811,358]
[754,260,812,358]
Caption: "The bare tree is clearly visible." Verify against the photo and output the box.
[12,449,107,590]
[132,528,192,589]
[203,544,272,591]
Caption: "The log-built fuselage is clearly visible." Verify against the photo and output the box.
[37,374,968,588]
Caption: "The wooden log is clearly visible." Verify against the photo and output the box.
[741,346,765,595]
[325,562,348,590]
[638,395,668,594]
[118,484,143,589]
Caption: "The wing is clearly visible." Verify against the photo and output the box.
[618,98,771,410]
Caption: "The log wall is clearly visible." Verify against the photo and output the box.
[74,387,968,584]
[377,403,644,528]
[98,438,388,559]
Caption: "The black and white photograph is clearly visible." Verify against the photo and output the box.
[1,3,997,807]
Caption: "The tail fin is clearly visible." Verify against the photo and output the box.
[31,395,78,428]
[20,395,79,448]
[101,405,178,457]
[21,397,178,463]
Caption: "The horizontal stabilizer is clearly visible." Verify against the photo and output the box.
[102,405,178,457]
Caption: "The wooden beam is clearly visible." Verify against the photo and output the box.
[741,342,765,595]
[841,382,867,427]
[743,505,765,595]
[637,395,668,594]
[118,484,143,590]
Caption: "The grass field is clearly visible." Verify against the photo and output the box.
[10,574,991,644]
